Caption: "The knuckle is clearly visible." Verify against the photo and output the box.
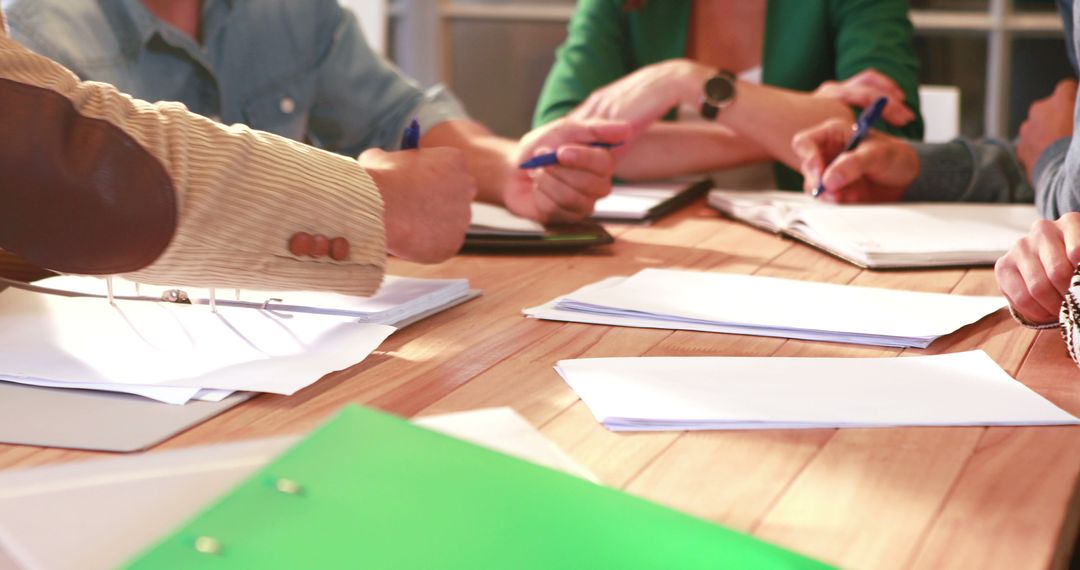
[1029,278,1056,299]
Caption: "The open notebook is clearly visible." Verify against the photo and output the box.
[35,274,477,326]
[708,190,1039,269]
[0,274,478,405]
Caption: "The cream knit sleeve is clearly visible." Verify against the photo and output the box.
[0,10,386,296]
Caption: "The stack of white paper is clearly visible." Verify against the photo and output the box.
[0,287,394,405]
[0,408,595,570]
[525,268,1007,348]
[37,274,475,326]
[555,351,1080,431]
[469,202,545,237]
[708,190,1039,268]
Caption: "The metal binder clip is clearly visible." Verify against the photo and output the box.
[160,289,192,304]
[261,297,283,310]
[274,478,303,495]
[193,536,222,555]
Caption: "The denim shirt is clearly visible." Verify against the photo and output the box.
[2,0,467,156]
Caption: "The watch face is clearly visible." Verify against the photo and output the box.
[704,75,735,104]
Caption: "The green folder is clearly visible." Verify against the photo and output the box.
[126,405,833,569]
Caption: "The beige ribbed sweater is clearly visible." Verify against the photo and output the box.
[0,9,387,296]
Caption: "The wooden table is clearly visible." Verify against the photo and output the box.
[1,200,1078,569]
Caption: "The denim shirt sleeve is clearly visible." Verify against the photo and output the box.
[307,4,468,156]
[903,138,1033,204]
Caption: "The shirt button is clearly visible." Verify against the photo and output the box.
[288,232,314,256]
[311,234,330,258]
[330,237,350,261]
[279,97,296,114]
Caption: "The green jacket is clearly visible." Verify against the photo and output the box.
[534,0,924,190]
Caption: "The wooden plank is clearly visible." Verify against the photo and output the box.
[909,330,1080,570]
[719,267,976,567]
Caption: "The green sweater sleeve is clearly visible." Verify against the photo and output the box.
[533,0,631,127]
[830,0,924,140]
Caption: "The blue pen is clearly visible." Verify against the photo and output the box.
[401,118,420,150]
[813,96,888,198]
[519,142,623,170]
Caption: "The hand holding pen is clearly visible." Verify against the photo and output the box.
[793,98,920,204]
[505,119,631,223]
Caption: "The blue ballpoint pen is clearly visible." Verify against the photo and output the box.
[519,142,623,170]
[401,118,421,150]
[813,96,889,198]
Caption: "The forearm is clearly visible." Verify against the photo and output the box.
[0,17,386,295]
[905,139,1033,203]
[718,82,853,170]
[420,120,515,205]
[614,123,770,181]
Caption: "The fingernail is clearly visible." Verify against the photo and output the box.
[561,148,580,162]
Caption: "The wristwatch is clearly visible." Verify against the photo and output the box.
[700,70,737,119]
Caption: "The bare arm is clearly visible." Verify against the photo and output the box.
[613,122,770,181]
[716,81,853,170]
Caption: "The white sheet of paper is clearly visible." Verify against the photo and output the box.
[555,351,1080,431]
[0,377,203,405]
[0,408,592,570]
[469,202,545,236]
[534,268,1005,348]
[37,274,471,325]
[0,288,395,398]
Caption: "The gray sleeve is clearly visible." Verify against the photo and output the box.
[1033,136,1077,219]
[903,139,1033,204]
[1037,3,1080,220]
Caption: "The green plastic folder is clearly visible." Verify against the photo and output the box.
[126,405,833,569]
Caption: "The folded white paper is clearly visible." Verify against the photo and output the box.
[0,408,593,570]
[555,351,1080,431]
[708,190,1038,268]
[0,288,394,403]
[525,268,1006,348]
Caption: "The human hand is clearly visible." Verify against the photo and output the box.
[505,118,630,223]
[359,147,476,263]
[995,213,1080,325]
[812,69,916,127]
[1018,79,1077,178]
[569,59,713,136]
[792,118,919,203]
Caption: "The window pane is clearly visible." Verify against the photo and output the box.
[448,19,567,137]
[1009,36,1073,136]
[914,34,988,137]
[908,0,988,11]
